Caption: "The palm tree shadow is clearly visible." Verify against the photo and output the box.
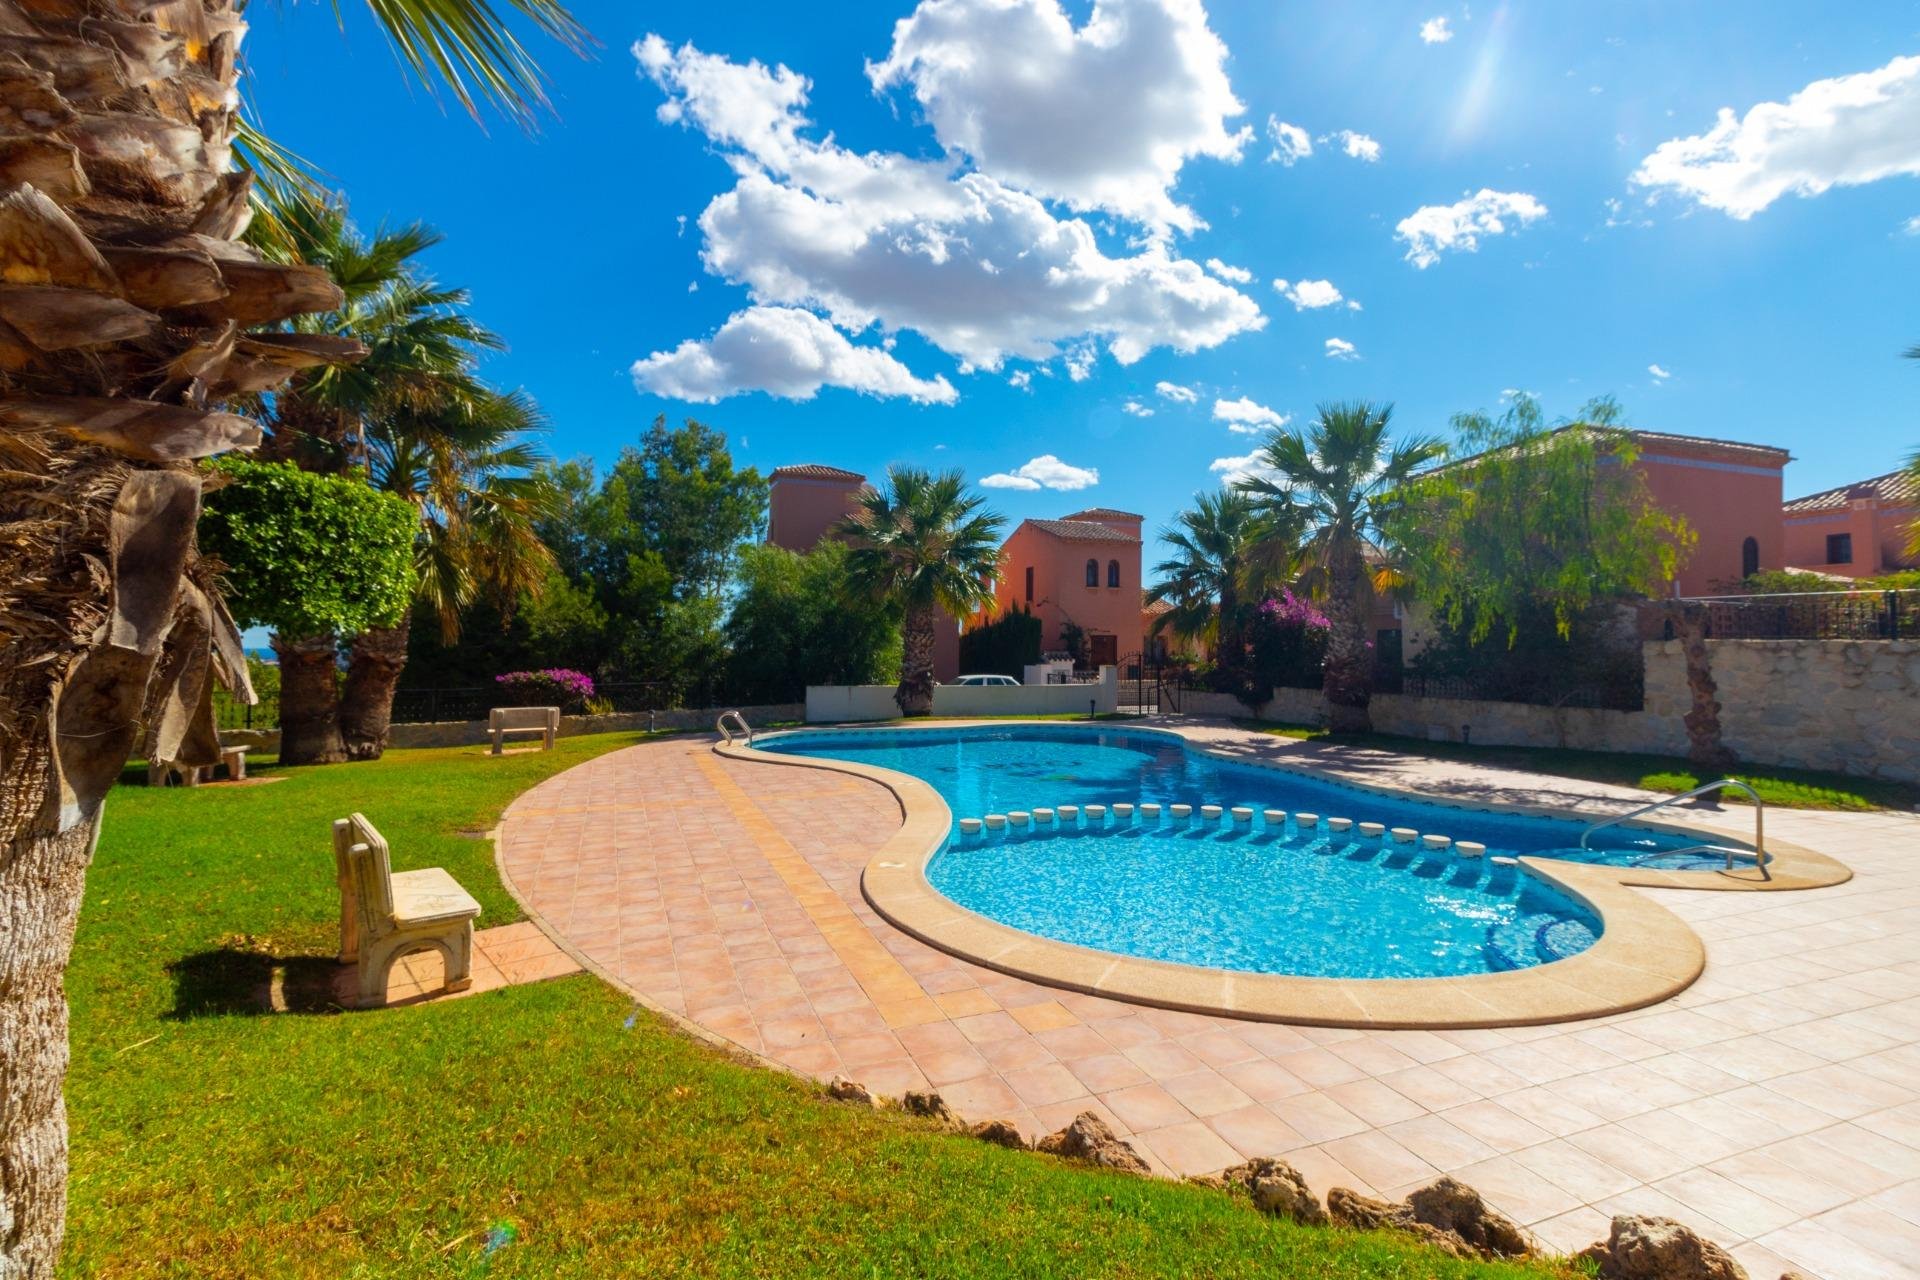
[166,948,345,1019]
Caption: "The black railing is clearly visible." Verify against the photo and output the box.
[1397,674,1642,712]
[1683,590,1914,641]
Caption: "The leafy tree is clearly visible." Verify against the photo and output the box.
[1146,489,1264,680]
[199,461,416,765]
[836,469,1006,715]
[0,0,583,1263]
[726,543,902,703]
[1237,402,1447,732]
[1389,394,1694,646]
[960,606,1044,678]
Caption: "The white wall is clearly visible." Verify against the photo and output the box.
[804,685,903,723]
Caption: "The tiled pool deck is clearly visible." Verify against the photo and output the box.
[497,721,1920,1280]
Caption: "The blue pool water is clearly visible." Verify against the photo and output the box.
[752,725,1731,980]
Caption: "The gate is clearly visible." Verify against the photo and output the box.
[1116,651,1177,716]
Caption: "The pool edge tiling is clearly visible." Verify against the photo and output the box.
[721,721,1852,1031]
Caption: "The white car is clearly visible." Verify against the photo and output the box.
[951,673,1021,687]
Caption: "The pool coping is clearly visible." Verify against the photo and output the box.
[716,720,1853,1030]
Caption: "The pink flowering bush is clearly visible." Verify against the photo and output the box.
[495,668,596,711]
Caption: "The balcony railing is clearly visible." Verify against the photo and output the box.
[1680,590,1914,641]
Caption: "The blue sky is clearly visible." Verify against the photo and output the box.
[247,0,1920,548]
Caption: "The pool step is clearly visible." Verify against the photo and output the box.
[1484,913,1598,971]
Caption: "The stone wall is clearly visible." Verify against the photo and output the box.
[1169,639,1920,784]
[221,702,804,755]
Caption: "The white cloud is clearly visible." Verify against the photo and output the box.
[1419,16,1454,44]
[1395,189,1548,268]
[1632,55,1920,219]
[1009,369,1034,390]
[981,454,1101,490]
[1209,450,1277,486]
[1903,215,1920,235]
[1324,337,1358,360]
[1156,380,1198,403]
[1648,363,1671,380]
[866,0,1251,232]
[1272,277,1346,310]
[638,34,1266,380]
[1205,257,1253,283]
[1267,116,1313,165]
[1330,130,1382,162]
[1122,399,1155,417]
[1065,342,1097,381]
[632,305,958,404]
[1212,395,1287,434]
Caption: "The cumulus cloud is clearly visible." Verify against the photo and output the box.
[1395,189,1548,268]
[1631,55,1920,220]
[981,454,1101,490]
[1272,277,1346,310]
[1903,215,1920,235]
[1122,399,1155,417]
[1212,395,1287,434]
[1324,337,1357,359]
[866,0,1251,232]
[1330,129,1382,162]
[1648,363,1671,380]
[1156,380,1198,403]
[1419,16,1453,43]
[1009,369,1034,390]
[632,306,958,404]
[637,33,1265,384]
[1205,257,1253,283]
[1209,450,1277,486]
[1267,116,1313,165]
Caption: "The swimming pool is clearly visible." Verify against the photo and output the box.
[753,724,1734,981]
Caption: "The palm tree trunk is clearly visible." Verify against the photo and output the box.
[274,633,347,765]
[340,617,411,761]
[1217,577,1242,679]
[896,604,938,716]
[1668,602,1736,770]
[1321,548,1373,733]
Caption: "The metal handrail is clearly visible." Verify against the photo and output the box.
[1579,778,1768,880]
[715,709,753,745]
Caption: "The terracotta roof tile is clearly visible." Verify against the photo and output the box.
[1061,507,1145,522]
[1784,468,1919,514]
[1025,518,1141,544]
[769,463,865,482]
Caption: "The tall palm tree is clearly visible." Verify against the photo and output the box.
[1146,489,1263,670]
[1237,402,1447,733]
[835,469,1005,716]
[261,210,513,764]
[343,387,558,759]
[0,3,583,1269]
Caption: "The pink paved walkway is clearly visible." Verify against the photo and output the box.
[497,728,1920,1280]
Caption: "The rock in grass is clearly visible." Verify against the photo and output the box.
[901,1090,961,1128]
[1214,1158,1327,1225]
[827,1077,876,1107]
[1574,1215,1747,1280]
[1035,1111,1150,1174]
[968,1118,1029,1149]
[1328,1178,1532,1261]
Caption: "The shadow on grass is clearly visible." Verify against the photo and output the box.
[166,948,344,1019]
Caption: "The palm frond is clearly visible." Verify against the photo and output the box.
[354,0,594,129]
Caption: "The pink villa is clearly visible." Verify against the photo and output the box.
[1781,468,1919,578]
[985,508,1151,667]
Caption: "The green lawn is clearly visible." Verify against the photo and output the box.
[66,732,1574,1278]
[1229,718,1917,812]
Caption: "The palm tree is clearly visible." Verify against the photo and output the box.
[257,209,516,764]
[0,4,583,1270]
[1145,489,1264,670]
[1237,402,1447,733]
[343,387,559,759]
[835,469,1005,715]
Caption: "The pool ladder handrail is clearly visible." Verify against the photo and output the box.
[716,709,753,745]
[1578,778,1769,880]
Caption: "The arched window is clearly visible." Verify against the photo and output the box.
[1085,558,1098,587]
[1107,559,1121,588]
[1741,536,1760,579]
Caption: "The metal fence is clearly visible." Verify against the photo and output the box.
[213,680,690,733]
[1682,590,1914,641]
[1397,673,1642,712]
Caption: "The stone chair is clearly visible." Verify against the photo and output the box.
[332,812,481,1007]
[147,744,249,786]
[488,705,560,755]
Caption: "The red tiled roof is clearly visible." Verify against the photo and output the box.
[1427,425,1791,476]
[1025,518,1141,544]
[1061,507,1145,522]
[1784,468,1918,514]
[769,463,865,482]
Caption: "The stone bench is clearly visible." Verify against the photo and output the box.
[489,705,559,755]
[333,812,481,1007]
[148,744,250,786]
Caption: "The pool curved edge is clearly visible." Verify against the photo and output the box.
[715,723,1847,1029]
